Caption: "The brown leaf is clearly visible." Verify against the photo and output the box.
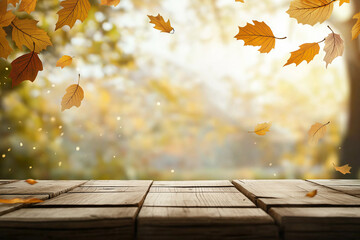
[323,27,344,68]
[0,10,15,27]
[284,42,320,67]
[305,189,317,197]
[148,14,174,33]
[100,0,120,6]
[25,179,38,185]
[333,163,352,175]
[0,28,12,58]
[18,0,37,13]
[56,55,73,69]
[10,49,43,87]
[0,198,43,204]
[61,74,84,111]
[55,0,91,30]
[308,121,330,144]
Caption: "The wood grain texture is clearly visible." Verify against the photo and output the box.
[0,195,48,216]
[0,180,18,185]
[83,180,152,187]
[0,180,86,197]
[69,186,149,193]
[138,207,278,240]
[143,192,255,207]
[149,187,240,193]
[152,180,233,187]
[308,179,360,196]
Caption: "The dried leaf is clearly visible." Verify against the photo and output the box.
[148,14,174,33]
[308,121,330,144]
[0,28,12,58]
[55,0,91,30]
[234,21,285,53]
[323,30,344,68]
[339,0,350,6]
[61,75,84,111]
[100,0,120,6]
[333,163,352,175]
[56,55,73,68]
[0,198,43,204]
[10,50,43,87]
[11,17,52,52]
[352,12,360,40]
[0,10,15,27]
[249,122,271,136]
[18,0,37,13]
[306,190,317,197]
[25,179,38,185]
[286,0,334,26]
[284,43,320,67]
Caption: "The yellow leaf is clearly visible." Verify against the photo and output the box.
[61,75,84,111]
[0,28,12,58]
[308,121,330,144]
[323,28,344,68]
[249,122,272,136]
[352,12,360,40]
[286,0,334,26]
[234,21,285,54]
[18,0,37,13]
[284,43,320,67]
[56,55,73,69]
[100,0,120,6]
[0,198,43,204]
[305,189,317,197]
[333,163,352,175]
[0,10,15,27]
[235,0,244,2]
[25,179,38,185]
[55,0,91,31]
[11,17,52,52]
[148,14,174,33]
[339,0,350,6]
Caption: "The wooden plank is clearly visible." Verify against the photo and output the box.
[37,192,147,207]
[83,180,152,187]
[138,207,278,240]
[149,187,240,193]
[0,207,137,240]
[143,192,255,207]
[233,180,360,211]
[308,179,360,196]
[152,180,233,187]
[269,207,360,240]
[69,186,149,193]
[0,180,86,197]
[0,180,18,185]
[0,195,48,216]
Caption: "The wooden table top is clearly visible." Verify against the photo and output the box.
[0,179,359,240]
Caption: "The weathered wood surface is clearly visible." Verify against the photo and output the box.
[152,180,233,187]
[0,195,48,216]
[83,180,152,187]
[308,179,360,196]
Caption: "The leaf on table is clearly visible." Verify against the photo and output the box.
[10,50,43,87]
[56,55,73,68]
[61,75,84,111]
[352,12,360,40]
[148,14,174,33]
[18,0,37,13]
[0,10,15,27]
[25,179,38,185]
[284,43,320,67]
[305,190,317,197]
[0,28,12,58]
[249,122,272,136]
[323,30,344,68]
[0,198,43,204]
[55,0,91,30]
[234,21,285,53]
[339,0,350,6]
[286,0,334,26]
[8,0,18,6]
[308,121,330,144]
[333,163,352,175]
[11,17,52,52]
[100,0,120,6]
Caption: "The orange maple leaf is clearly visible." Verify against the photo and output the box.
[333,163,352,175]
[0,10,15,27]
[18,0,37,13]
[148,14,174,33]
[284,42,320,67]
[61,74,85,111]
[55,0,91,30]
[56,55,73,69]
[305,190,317,197]
[25,179,38,185]
[0,28,12,58]
[100,0,120,6]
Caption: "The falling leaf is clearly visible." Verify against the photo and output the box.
[339,0,350,6]
[333,163,352,175]
[56,55,73,68]
[0,10,15,27]
[284,43,320,67]
[10,47,43,87]
[249,122,272,136]
[55,0,91,31]
[18,0,37,13]
[100,0,120,6]
[0,198,43,204]
[306,190,317,197]
[0,28,12,58]
[234,21,286,53]
[308,121,330,144]
[352,12,360,40]
[148,14,174,33]
[323,27,344,68]
[25,179,38,185]
[11,17,52,52]
[235,0,244,2]
[61,74,84,111]
[286,0,334,26]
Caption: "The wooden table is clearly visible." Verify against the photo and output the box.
[0,179,359,240]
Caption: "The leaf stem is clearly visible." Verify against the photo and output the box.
[275,36,287,40]
[77,74,81,85]
[327,25,335,34]
[317,38,326,44]
[32,42,36,52]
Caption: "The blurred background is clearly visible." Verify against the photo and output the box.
[0,0,359,180]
